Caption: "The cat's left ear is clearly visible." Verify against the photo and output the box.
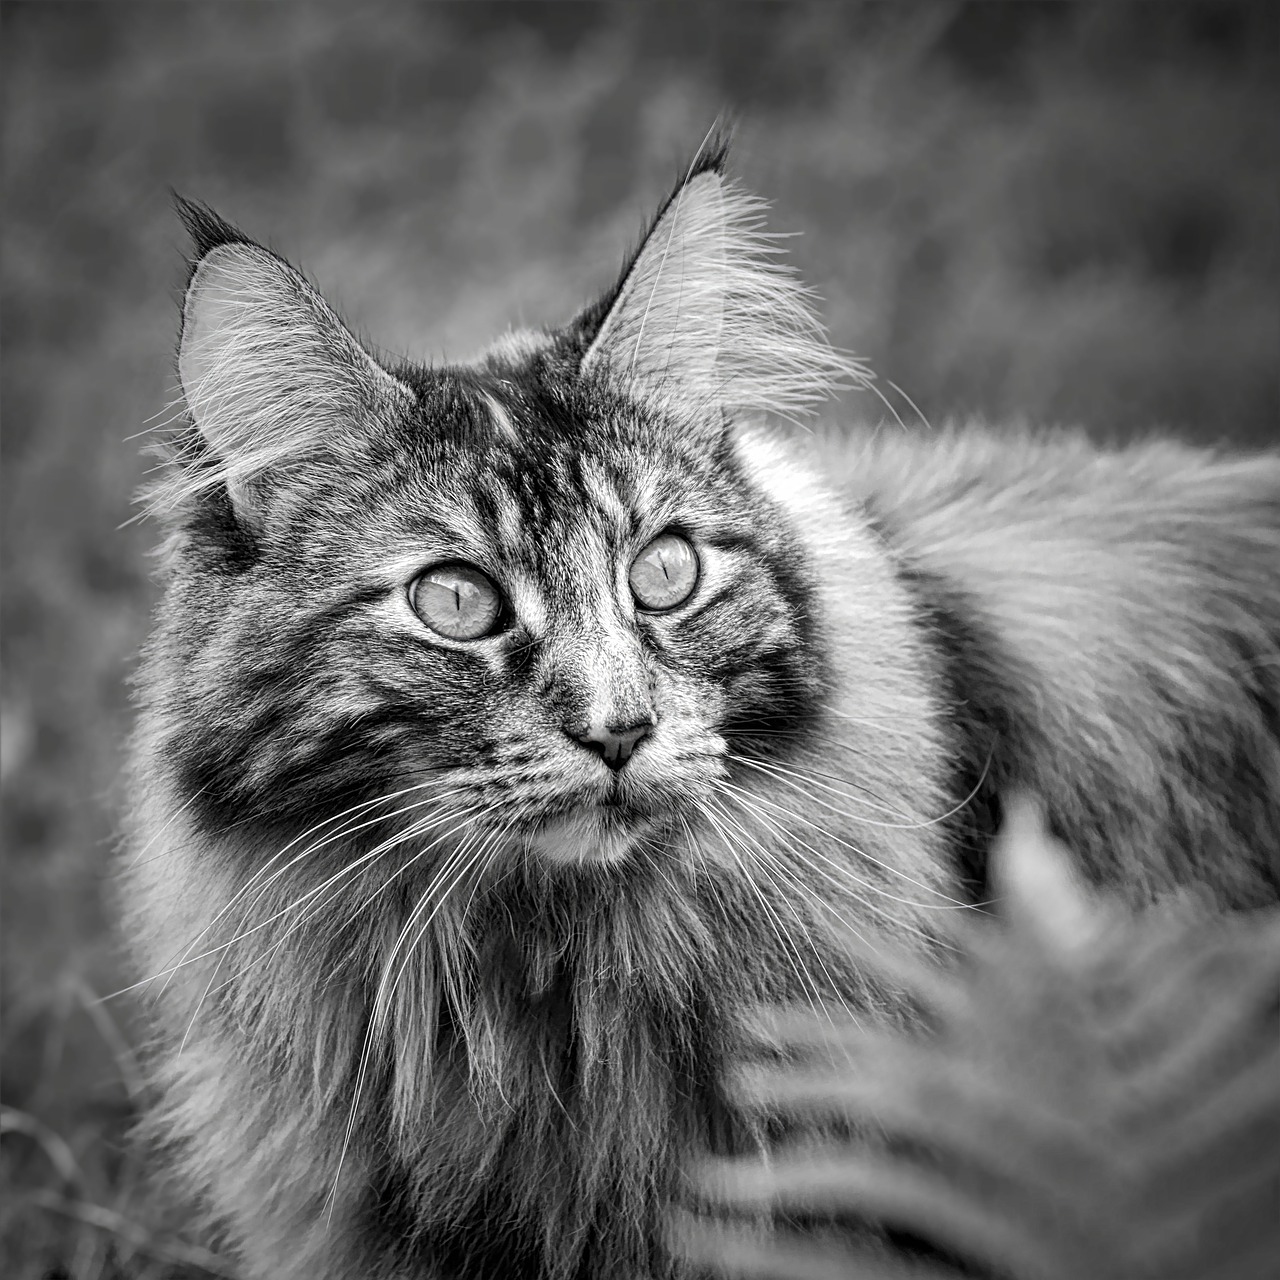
[580,154,859,423]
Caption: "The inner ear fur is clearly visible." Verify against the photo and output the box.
[580,154,865,425]
[174,232,411,521]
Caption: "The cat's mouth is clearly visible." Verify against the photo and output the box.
[522,794,661,868]
[593,786,632,816]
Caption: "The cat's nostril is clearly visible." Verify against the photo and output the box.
[566,719,654,771]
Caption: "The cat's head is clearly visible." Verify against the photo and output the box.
[149,148,870,875]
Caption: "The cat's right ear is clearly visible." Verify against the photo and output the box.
[174,200,411,523]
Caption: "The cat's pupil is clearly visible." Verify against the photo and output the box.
[410,564,501,640]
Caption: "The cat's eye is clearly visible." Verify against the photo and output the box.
[410,563,502,640]
[629,532,699,611]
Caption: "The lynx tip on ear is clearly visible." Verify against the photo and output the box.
[172,194,250,265]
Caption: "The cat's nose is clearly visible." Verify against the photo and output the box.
[566,718,654,771]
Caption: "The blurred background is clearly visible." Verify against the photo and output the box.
[2,3,1277,1275]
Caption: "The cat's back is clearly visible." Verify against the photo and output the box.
[828,422,1280,558]
[813,422,1280,905]
[824,421,1280,656]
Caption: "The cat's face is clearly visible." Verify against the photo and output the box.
[156,159,853,875]
[226,372,820,869]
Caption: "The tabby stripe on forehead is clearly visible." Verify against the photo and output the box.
[486,481,524,548]
[482,391,518,444]
[579,457,630,528]
[443,486,488,551]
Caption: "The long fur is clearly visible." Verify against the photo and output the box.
[146,201,413,521]
[580,148,871,423]
[835,425,1280,903]
[122,150,1280,1280]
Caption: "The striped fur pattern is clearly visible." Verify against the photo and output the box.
[122,149,1280,1279]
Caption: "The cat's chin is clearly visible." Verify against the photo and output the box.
[524,805,656,868]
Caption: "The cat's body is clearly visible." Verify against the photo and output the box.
[122,147,1279,1279]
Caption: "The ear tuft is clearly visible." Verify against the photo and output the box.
[173,194,250,264]
[582,163,870,423]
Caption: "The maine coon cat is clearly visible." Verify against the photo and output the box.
[122,141,1280,1280]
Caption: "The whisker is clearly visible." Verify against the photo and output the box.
[732,748,992,835]
[329,814,504,1220]
[728,749,918,824]
[121,785,213,869]
[714,782,961,953]
[886,377,932,431]
[697,798,826,1021]
[855,370,910,433]
[330,830,483,1207]
[454,816,519,926]
[167,798,484,1018]
[700,796,857,1027]
[173,803,491,1052]
[708,790,889,968]
[722,765,977,908]
[375,817,515,1036]
[721,735,923,823]
[207,801,501,1005]
[109,781,468,1002]
[127,766,452,864]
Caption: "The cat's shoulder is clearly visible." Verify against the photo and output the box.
[810,422,1280,594]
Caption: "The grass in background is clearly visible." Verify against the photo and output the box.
[2,3,1277,1275]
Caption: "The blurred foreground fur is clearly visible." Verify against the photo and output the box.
[674,796,1280,1280]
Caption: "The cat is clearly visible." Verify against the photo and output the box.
[121,139,1280,1280]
